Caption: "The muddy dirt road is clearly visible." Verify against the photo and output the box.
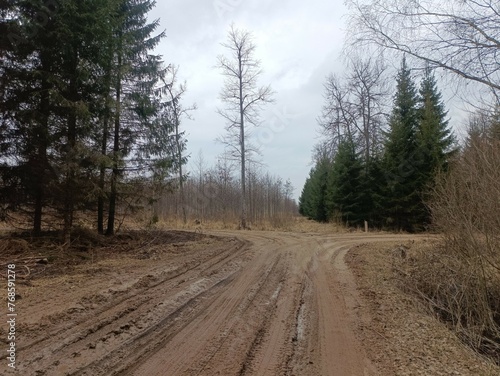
[9,230,415,375]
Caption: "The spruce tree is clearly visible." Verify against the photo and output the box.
[105,0,165,235]
[298,158,330,222]
[326,139,363,226]
[358,156,385,228]
[416,66,455,226]
[1,0,68,234]
[298,172,313,218]
[383,57,422,231]
[417,66,455,178]
[312,158,330,222]
[1,0,172,237]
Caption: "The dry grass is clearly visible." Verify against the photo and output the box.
[396,239,500,363]
[149,216,349,233]
[424,135,500,362]
[347,240,500,375]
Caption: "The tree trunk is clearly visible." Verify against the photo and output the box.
[174,108,186,224]
[33,73,50,235]
[178,152,187,225]
[239,52,247,229]
[98,68,112,234]
[63,50,78,244]
[106,46,122,236]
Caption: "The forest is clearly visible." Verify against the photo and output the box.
[300,0,500,359]
[0,1,297,239]
[299,1,500,233]
[1,0,500,368]
[299,59,457,232]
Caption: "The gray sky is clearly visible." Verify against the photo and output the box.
[150,0,348,200]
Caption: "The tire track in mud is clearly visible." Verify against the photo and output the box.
[16,237,250,375]
[76,248,282,375]
[18,230,420,376]
[127,242,288,375]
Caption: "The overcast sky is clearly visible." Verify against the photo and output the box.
[149,0,348,200]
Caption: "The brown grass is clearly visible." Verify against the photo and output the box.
[347,240,500,375]
[150,216,349,233]
[396,239,500,364]
[422,134,500,362]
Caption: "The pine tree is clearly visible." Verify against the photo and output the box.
[383,57,423,231]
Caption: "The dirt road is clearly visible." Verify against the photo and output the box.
[10,230,415,375]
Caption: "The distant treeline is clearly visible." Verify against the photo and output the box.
[156,156,298,228]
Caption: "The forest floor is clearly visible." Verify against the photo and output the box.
[0,227,498,375]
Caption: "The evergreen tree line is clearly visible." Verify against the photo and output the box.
[299,58,455,232]
[155,154,298,228]
[0,0,186,240]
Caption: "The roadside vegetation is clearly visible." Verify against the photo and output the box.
[1,0,499,368]
[299,58,455,232]
[308,0,499,364]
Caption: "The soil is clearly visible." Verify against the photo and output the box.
[0,230,498,375]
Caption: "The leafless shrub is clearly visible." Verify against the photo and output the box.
[401,110,500,362]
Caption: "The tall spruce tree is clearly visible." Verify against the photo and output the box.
[55,0,121,242]
[326,139,363,226]
[1,0,69,234]
[105,0,165,235]
[417,66,455,180]
[383,57,423,231]
[416,66,455,226]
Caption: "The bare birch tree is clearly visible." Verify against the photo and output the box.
[216,25,274,229]
[319,57,388,163]
[346,0,500,96]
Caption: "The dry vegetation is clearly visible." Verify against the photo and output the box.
[367,123,500,367]
[347,240,500,375]
[151,215,348,234]
[423,127,500,361]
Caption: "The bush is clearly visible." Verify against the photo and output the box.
[408,111,500,362]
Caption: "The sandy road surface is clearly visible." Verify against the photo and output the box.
[9,230,415,376]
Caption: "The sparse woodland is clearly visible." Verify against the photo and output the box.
[156,155,297,229]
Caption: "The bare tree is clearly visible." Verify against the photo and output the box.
[192,150,207,221]
[318,57,388,163]
[319,73,356,152]
[346,0,500,96]
[216,25,274,229]
[428,108,500,351]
